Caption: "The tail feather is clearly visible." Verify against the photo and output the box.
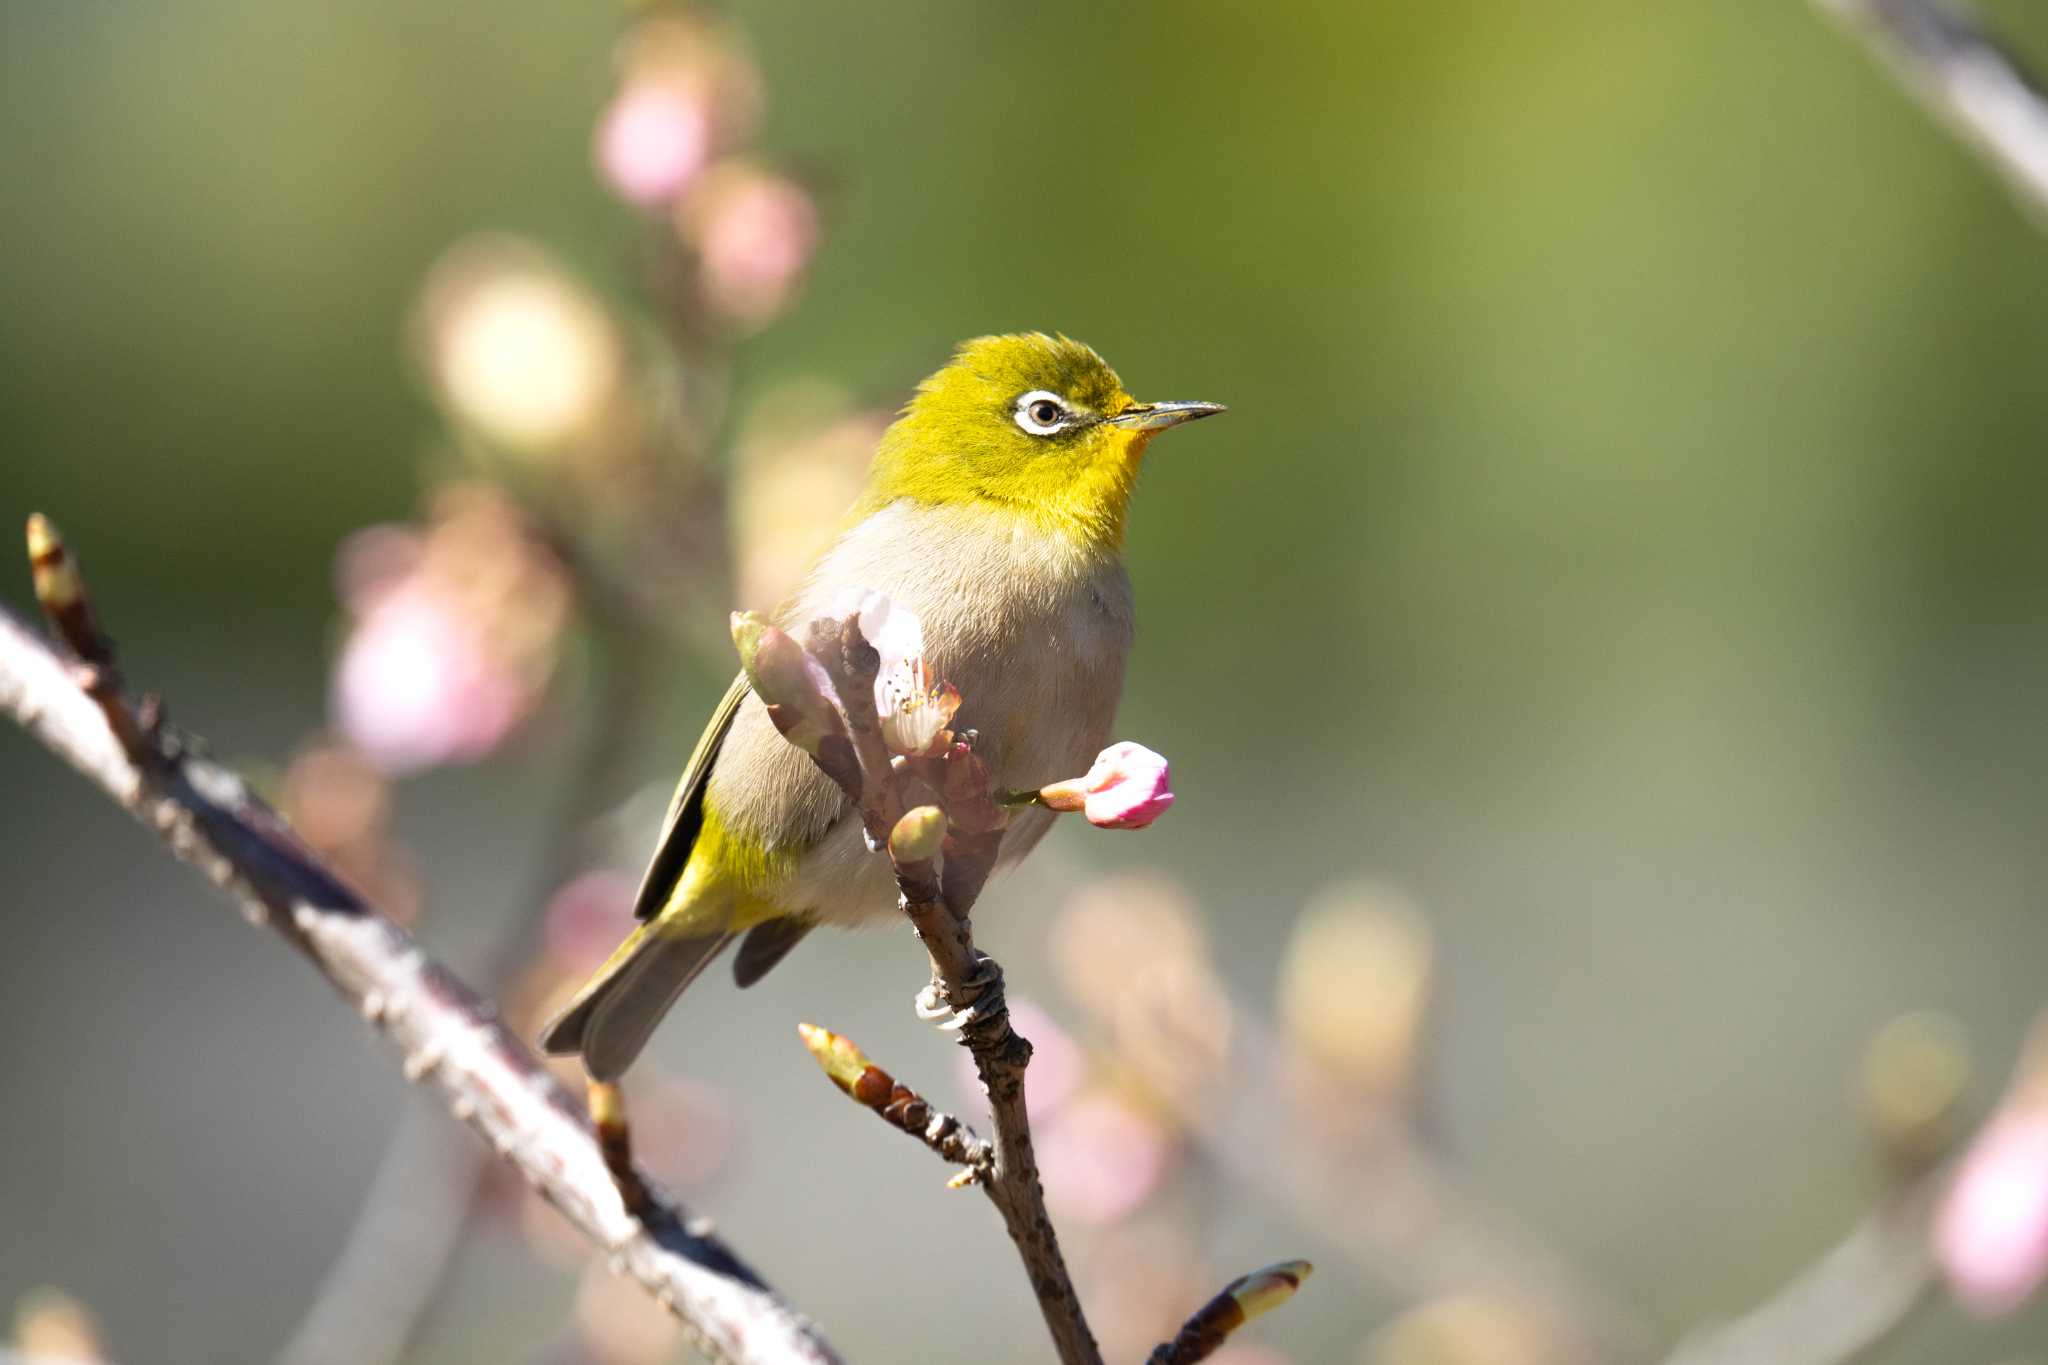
[538,923,735,1080]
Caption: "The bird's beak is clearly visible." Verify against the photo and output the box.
[1106,399,1227,431]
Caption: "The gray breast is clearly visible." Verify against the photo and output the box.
[706,499,1134,927]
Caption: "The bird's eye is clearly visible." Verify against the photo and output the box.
[1014,390,1069,436]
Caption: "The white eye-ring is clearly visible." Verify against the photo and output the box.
[1013,390,1070,436]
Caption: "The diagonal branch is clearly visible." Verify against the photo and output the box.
[1661,1179,1939,1365]
[0,525,843,1365]
[1814,0,2048,221]
[796,1022,994,1183]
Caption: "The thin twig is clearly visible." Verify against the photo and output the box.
[1814,0,2048,221]
[1658,1011,2048,1365]
[1662,1179,1940,1365]
[796,1022,993,1184]
[1146,1261,1313,1365]
[792,617,1105,1365]
[0,526,842,1365]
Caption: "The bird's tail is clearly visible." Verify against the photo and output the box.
[538,921,734,1080]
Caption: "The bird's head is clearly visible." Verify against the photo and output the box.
[860,333,1223,551]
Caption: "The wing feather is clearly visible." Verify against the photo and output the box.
[631,672,751,922]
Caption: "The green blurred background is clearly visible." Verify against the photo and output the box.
[7,0,2048,1361]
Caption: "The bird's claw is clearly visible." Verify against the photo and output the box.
[914,957,1010,1041]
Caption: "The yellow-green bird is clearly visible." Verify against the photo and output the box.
[540,333,1222,1079]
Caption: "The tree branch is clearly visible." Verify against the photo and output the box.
[790,612,1106,1365]
[745,607,1311,1365]
[796,1022,994,1184]
[0,526,843,1365]
[1815,0,2048,221]
[277,549,673,1365]
[1145,1262,1313,1365]
[1662,1179,1939,1365]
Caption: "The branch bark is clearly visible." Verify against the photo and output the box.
[0,575,842,1365]
[1815,0,2048,221]
[791,613,1106,1365]
[277,555,672,1365]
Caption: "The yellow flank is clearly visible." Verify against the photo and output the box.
[650,800,795,936]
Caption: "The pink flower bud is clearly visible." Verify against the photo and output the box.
[1937,1111,2048,1316]
[684,166,818,330]
[732,612,843,753]
[333,582,529,774]
[596,82,713,206]
[1040,741,1175,830]
[1035,1090,1173,1225]
[542,871,638,976]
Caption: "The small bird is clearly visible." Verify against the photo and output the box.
[540,333,1222,1079]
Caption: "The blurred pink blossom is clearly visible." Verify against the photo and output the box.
[596,83,713,206]
[1937,1110,2048,1316]
[329,486,571,775]
[631,1076,737,1188]
[415,239,623,454]
[1035,1090,1174,1225]
[685,166,819,330]
[333,580,528,774]
[543,871,640,976]
[1042,741,1176,829]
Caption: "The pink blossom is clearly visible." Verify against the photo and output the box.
[1041,741,1176,830]
[1937,1111,2048,1316]
[690,168,818,329]
[333,581,529,774]
[631,1076,736,1188]
[828,591,960,756]
[596,83,712,206]
[543,871,640,976]
[330,488,570,776]
[1035,1090,1173,1225]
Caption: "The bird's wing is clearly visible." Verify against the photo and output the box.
[732,915,816,987]
[631,671,751,922]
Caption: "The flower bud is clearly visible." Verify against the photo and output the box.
[1225,1260,1313,1325]
[1860,1011,1970,1167]
[12,1286,104,1363]
[1279,883,1433,1098]
[1040,741,1175,829]
[729,610,769,675]
[732,612,843,753]
[796,1022,895,1107]
[679,163,819,331]
[889,805,949,864]
[415,237,622,455]
[25,513,80,613]
[1938,1111,2048,1316]
[595,81,713,207]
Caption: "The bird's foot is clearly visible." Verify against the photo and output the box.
[913,955,1012,1050]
